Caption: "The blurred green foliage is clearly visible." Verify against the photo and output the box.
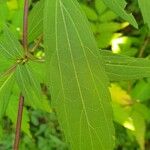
[0,0,150,150]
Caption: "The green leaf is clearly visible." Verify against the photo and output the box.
[112,103,132,129]
[132,103,150,123]
[28,61,46,83]
[44,0,114,150]
[28,0,44,43]
[131,110,145,150]
[131,79,150,102]
[96,33,113,48]
[0,54,13,74]
[138,0,150,29]
[80,4,98,21]
[0,26,23,60]
[99,11,117,22]
[97,22,123,33]
[15,63,51,112]
[101,50,150,81]
[102,0,138,28]
[0,73,15,120]
[95,0,107,15]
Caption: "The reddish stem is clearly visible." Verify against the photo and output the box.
[13,0,29,149]
[13,94,24,150]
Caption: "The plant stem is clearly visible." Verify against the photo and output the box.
[23,0,29,54]
[13,94,24,150]
[13,0,29,149]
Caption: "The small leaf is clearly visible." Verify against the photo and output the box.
[15,63,51,112]
[95,0,107,15]
[0,73,15,120]
[28,0,44,43]
[131,110,145,150]
[101,50,150,81]
[99,11,117,22]
[109,84,132,106]
[0,26,23,60]
[102,0,138,28]
[0,54,13,74]
[112,103,134,130]
[131,79,150,102]
[44,0,114,149]
[80,4,98,21]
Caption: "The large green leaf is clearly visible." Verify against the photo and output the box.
[102,0,138,28]
[101,50,150,81]
[15,63,51,112]
[44,0,114,149]
[0,73,14,120]
[0,26,23,60]
[138,0,150,29]
[28,0,44,43]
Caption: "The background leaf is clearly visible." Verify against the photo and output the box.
[101,50,150,81]
[138,0,150,30]
[102,0,138,28]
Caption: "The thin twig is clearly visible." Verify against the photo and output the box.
[138,36,150,58]
[30,35,43,53]
[23,0,29,54]
[0,64,17,79]
[13,94,24,150]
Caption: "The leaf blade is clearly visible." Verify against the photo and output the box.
[44,0,114,149]
[0,26,23,60]
[0,73,15,120]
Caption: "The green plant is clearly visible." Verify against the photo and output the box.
[0,0,150,150]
